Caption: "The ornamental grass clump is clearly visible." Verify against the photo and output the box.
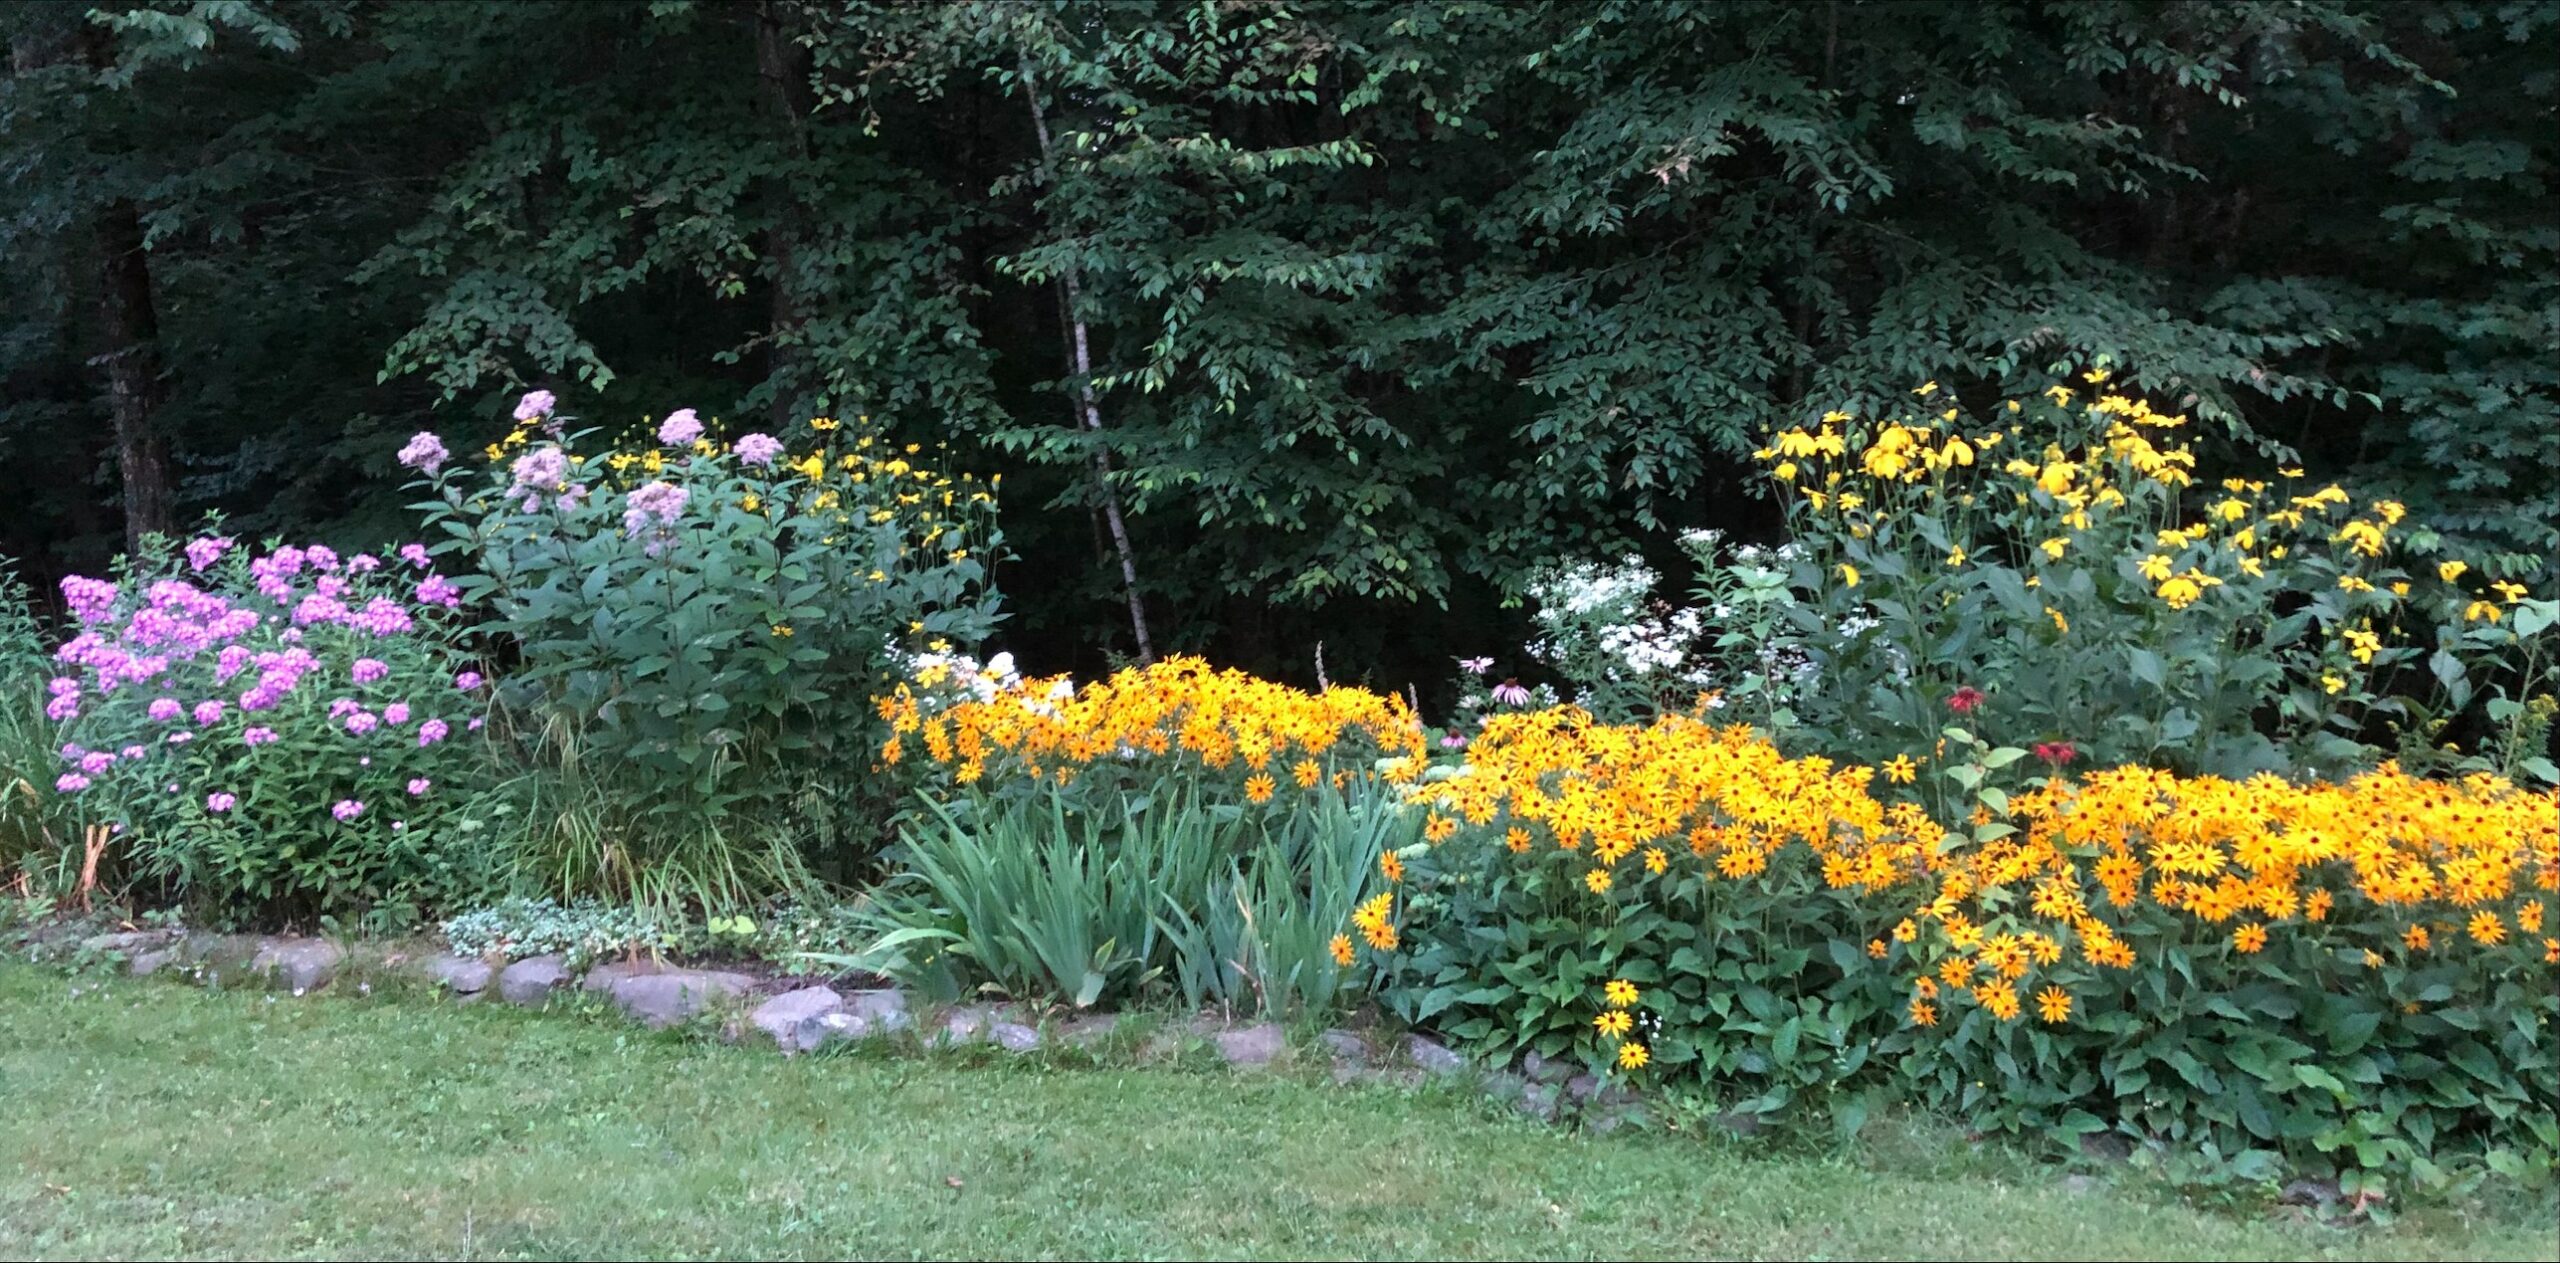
[405,397,1005,904]
[41,530,501,924]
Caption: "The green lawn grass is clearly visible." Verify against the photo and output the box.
[0,966,2550,1261]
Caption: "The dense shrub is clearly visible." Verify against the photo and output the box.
[1733,375,2557,781]
[41,530,503,926]
[0,561,76,888]
[404,398,1005,904]
[1391,703,2558,1188]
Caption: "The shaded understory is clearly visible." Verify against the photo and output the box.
[0,967,2549,1261]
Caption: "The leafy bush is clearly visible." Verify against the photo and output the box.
[1735,374,2557,781]
[1885,761,2560,1191]
[403,399,1006,903]
[1386,696,2557,1187]
[848,657,1427,1016]
[0,560,76,890]
[1390,708,1912,1104]
[42,530,504,926]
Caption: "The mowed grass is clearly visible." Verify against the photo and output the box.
[0,966,2550,1261]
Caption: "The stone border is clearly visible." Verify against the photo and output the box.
[63,927,1650,1128]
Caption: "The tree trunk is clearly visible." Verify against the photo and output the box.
[91,195,173,554]
[1019,52,1155,663]
[752,0,815,427]
[66,23,173,553]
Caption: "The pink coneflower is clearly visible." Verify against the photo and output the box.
[1457,657,1494,674]
[1491,679,1532,707]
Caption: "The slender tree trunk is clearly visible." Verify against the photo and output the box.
[90,196,173,553]
[1019,52,1155,662]
[67,24,173,553]
[753,0,814,427]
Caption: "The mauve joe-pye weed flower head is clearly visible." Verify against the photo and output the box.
[513,390,556,422]
[657,409,703,447]
[397,431,449,473]
[622,481,689,539]
[735,432,783,467]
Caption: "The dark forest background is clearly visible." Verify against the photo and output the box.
[5,0,2553,692]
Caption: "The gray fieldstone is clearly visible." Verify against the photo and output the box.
[129,948,181,978]
[1214,1022,1286,1067]
[421,954,494,995]
[82,929,177,957]
[609,970,755,1029]
[750,987,845,1050]
[990,1021,1043,1052]
[1317,1028,1369,1065]
[1404,1034,1466,1076]
[248,937,346,994]
[579,958,662,994]
[497,954,570,1006]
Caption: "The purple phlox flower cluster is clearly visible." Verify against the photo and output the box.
[207,792,237,813]
[398,431,450,473]
[416,574,462,608]
[77,750,115,775]
[349,553,381,574]
[352,657,390,685]
[407,778,432,796]
[250,546,308,602]
[351,597,415,637]
[62,576,119,624]
[345,711,380,735]
[383,702,411,725]
[454,671,483,691]
[399,543,431,568]
[148,697,184,723]
[418,718,451,747]
[658,408,703,447]
[243,726,279,746]
[331,799,365,822]
[192,699,224,726]
[514,390,556,423]
[46,677,81,721]
[185,536,233,572]
[307,546,340,571]
[238,647,323,712]
[55,773,89,793]
[622,480,689,542]
[735,432,783,467]
[166,731,193,745]
[119,745,146,761]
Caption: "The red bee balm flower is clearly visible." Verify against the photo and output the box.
[1946,687,1986,714]
[2034,741,2077,767]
